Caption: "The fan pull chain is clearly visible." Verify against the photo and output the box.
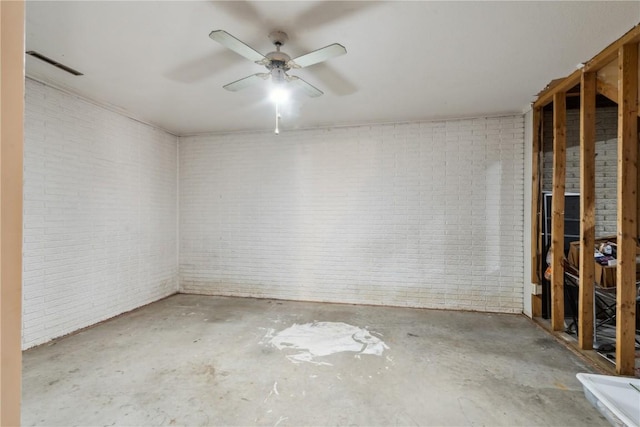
[274,102,281,135]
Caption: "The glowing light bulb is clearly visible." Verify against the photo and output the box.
[270,87,289,104]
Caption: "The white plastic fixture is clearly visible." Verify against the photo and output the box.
[576,373,640,427]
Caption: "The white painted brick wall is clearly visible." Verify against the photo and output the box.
[179,116,525,313]
[23,79,178,349]
[542,107,617,236]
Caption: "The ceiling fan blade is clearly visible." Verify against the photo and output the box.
[287,75,323,97]
[223,73,269,92]
[209,30,266,63]
[288,44,347,69]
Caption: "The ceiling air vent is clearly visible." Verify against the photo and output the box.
[26,51,83,76]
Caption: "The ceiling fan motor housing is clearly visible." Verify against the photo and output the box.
[264,50,292,83]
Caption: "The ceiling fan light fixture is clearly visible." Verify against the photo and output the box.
[210,29,346,133]
[270,66,287,84]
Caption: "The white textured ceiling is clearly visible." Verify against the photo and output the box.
[25,1,640,135]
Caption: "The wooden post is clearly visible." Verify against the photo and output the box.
[531,107,543,317]
[616,43,638,376]
[0,1,25,425]
[551,92,567,331]
[579,72,596,350]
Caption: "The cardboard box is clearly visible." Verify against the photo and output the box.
[594,263,616,288]
[594,263,640,288]
[568,241,581,268]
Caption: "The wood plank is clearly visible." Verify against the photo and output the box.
[534,69,581,109]
[596,78,618,103]
[584,24,640,72]
[531,107,542,285]
[531,108,543,317]
[535,108,546,318]
[596,77,640,118]
[616,43,639,376]
[578,71,596,350]
[596,58,619,89]
[536,78,565,96]
[0,1,25,425]
[551,92,567,331]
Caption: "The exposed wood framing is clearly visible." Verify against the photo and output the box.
[531,107,542,285]
[532,22,640,376]
[0,1,25,425]
[535,23,640,109]
[615,43,638,376]
[596,78,618,103]
[596,77,640,118]
[531,108,543,317]
[534,70,581,109]
[551,92,567,331]
[578,72,596,350]
[584,24,640,72]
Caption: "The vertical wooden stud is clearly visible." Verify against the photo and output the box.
[551,92,567,331]
[537,111,546,317]
[0,1,25,425]
[616,43,638,376]
[531,107,543,317]
[579,72,596,350]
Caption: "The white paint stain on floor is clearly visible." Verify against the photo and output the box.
[264,322,389,366]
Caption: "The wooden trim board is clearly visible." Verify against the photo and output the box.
[0,1,25,425]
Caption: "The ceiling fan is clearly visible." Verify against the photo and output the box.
[209,30,347,97]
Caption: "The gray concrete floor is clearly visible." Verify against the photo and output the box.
[23,294,605,426]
